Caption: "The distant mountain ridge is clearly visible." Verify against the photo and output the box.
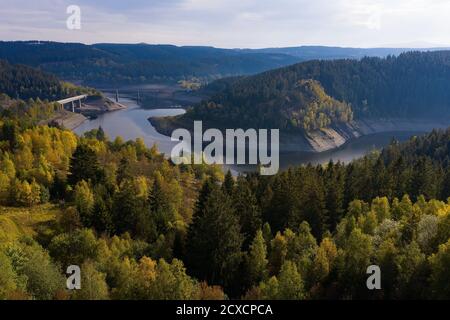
[238,45,449,60]
[0,41,445,85]
[151,50,450,152]
[0,41,300,85]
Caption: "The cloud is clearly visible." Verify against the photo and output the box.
[0,0,449,47]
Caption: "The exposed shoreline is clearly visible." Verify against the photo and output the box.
[150,116,450,153]
[46,96,128,131]
[40,110,88,131]
[301,118,450,153]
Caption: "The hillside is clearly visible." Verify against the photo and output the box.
[183,79,353,131]
[0,42,433,86]
[192,51,450,121]
[0,41,301,85]
[242,45,449,60]
[0,59,97,101]
[1,93,450,299]
[151,51,450,152]
[0,205,60,244]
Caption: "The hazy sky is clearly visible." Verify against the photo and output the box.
[1,0,450,48]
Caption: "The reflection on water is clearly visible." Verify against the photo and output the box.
[279,131,423,168]
[74,95,186,156]
[226,131,424,173]
[75,92,426,174]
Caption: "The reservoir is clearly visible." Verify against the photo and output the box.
[74,94,186,156]
[74,91,425,173]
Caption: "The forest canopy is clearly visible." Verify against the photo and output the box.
[0,60,95,101]
[183,51,450,133]
[0,52,450,301]
[0,91,450,299]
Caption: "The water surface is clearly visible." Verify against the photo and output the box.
[75,92,426,173]
[74,95,186,155]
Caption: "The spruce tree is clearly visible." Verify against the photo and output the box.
[247,230,268,287]
[222,170,234,195]
[185,186,243,296]
[232,177,261,249]
[68,144,103,185]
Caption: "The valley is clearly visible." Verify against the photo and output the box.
[1,39,450,301]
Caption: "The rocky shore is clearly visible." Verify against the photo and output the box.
[40,110,88,130]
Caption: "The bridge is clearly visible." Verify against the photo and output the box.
[56,95,88,113]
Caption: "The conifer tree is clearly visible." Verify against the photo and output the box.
[185,186,243,296]
[68,144,103,185]
[232,177,261,248]
[247,230,268,286]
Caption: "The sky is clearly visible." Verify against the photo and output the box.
[1,0,450,48]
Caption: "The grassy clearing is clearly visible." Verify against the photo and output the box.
[0,204,60,244]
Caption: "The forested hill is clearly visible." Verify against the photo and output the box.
[185,51,450,132]
[1,95,450,299]
[0,59,91,101]
[0,41,433,86]
[0,41,301,85]
[239,45,429,60]
[188,79,353,131]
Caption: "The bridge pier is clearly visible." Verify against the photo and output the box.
[56,94,88,113]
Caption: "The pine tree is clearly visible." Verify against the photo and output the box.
[325,161,345,232]
[262,222,273,245]
[185,186,243,296]
[91,193,113,235]
[300,172,328,239]
[112,180,147,237]
[68,144,103,185]
[117,157,133,185]
[411,157,439,200]
[149,172,176,237]
[222,170,234,195]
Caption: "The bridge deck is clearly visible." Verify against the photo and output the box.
[57,95,88,105]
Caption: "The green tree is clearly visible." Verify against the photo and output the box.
[68,144,103,185]
[152,259,199,300]
[337,228,373,298]
[74,180,94,226]
[117,157,133,185]
[222,170,234,195]
[49,229,100,267]
[311,237,338,284]
[324,161,345,231]
[72,261,109,300]
[186,186,243,296]
[232,177,261,248]
[371,197,391,222]
[149,172,177,238]
[429,239,450,299]
[277,260,305,300]
[8,241,65,300]
[91,193,113,235]
[269,232,287,276]
[112,180,146,237]
[0,251,22,299]
[247,230,268,286]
